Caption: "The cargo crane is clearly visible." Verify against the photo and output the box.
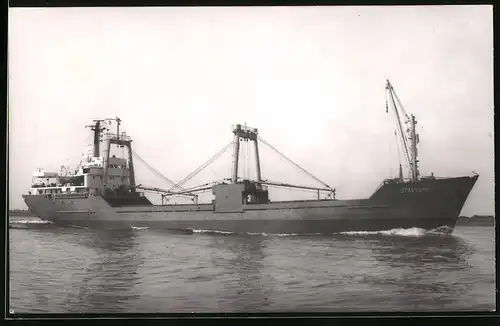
[162,124,337,202]
[133,185,199,204]
[97,120,337,203]
[385,79,420,183]
[85,116,204,203]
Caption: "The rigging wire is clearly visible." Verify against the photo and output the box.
[246,138,250,180]
[241,138,245,180]
[394,130,402,169]
[266,185,324,194]
[131,150,181,189]
[244,122,248,180]
[259,140,299,178]
[393,91,410,120]
[169,180,223,194]
[266,184,330,201]
[394,112,411,177]
[386,83,411,172]
[129,127,335,197]
[168,140,234,191]
[242,138,245,180]
[240,138,243,180]
[263,180,332,192]
[257,136,332,189]
[387,128,392,177]
[392,110,407,167]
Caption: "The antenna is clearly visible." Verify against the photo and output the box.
[85,119,107,157]
[103,116,122,139]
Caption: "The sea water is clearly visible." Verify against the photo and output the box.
[8,216,495,313]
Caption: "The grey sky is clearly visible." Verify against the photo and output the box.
[8,6,494,216]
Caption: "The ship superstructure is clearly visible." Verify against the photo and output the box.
[22,81,479,234]
[28,117,151,205]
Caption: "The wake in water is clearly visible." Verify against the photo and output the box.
[131,226,149,231]
[9,219,452,238]
[189,229,314,237]
[9,219,53,229]
[248,232,301,237]
[187,226,452,238]
[10,219,52,224]
[339,226,452,237]
[191,229,233,235]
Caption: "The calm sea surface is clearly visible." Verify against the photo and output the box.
[9,216,496,313]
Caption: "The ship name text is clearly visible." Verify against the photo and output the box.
[400,187,430,194]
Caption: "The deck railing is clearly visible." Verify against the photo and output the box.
[103,133,131,142]
[32,183,84,188]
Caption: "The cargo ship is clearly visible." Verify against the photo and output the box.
[22,80,479,234]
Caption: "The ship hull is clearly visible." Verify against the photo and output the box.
[22,175,478,234]
[30,217,458,235]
